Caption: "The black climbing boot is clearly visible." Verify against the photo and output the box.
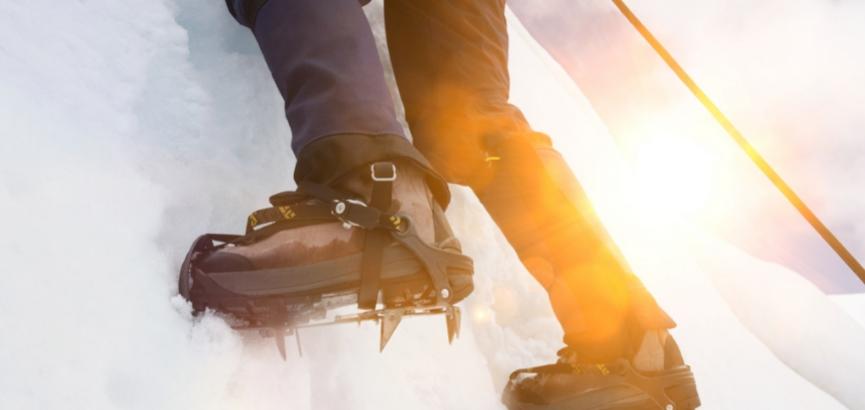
[502,333,700,410]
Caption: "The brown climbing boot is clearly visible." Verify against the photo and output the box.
[178,160,473,333]
[202,160,440,273]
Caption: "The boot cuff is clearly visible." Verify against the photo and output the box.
[295,133,451,208]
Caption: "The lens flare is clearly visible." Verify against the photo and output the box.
[629,133,716,220]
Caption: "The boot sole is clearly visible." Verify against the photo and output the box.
[185,240,474,328]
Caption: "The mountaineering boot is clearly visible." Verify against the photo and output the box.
[202,159,438,272]
[178,158,474,333]
[502,331,700,410]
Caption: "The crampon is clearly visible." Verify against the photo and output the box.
[178,162,473,358]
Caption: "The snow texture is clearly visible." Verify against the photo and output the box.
[0,1,863,409]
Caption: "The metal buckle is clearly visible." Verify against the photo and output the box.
[370,162,397,182]
[333,198,368,230]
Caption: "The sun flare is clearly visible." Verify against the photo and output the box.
[628,132,717,221]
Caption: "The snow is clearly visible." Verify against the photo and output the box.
[835,295,865,329]
[0,1,863,409]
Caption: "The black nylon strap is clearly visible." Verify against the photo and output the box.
[297,181,394,230]
[357,162,396,309]
[358,229,387,309]
[245,202,332,234]
[369,162,395,211]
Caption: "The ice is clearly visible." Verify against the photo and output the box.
[0,1,863,409]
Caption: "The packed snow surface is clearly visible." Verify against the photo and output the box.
[1,1,864,409]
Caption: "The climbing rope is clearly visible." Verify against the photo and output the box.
[611,0,865,285]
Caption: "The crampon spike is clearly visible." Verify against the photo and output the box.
[379,309,404,352]
[253,305,461,357]
[273,327,288,361]
[446,306,461,344]
[295,329,303,357]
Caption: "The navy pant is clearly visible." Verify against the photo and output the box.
[226,0,676,361]
[228,0,403,154]
[226,0,524,188]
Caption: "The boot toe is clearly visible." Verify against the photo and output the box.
[197,251,256,274]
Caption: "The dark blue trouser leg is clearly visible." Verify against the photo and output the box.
[227,0,404,154]
[226,0,449,203]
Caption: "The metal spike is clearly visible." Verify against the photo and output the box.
[295,329,303,357]
[379,309,404,352]
[273,327,287,361]
[446,306,461,344]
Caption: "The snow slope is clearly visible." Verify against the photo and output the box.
[834,295,865,329]
[0,1,863,409]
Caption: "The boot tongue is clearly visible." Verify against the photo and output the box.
[631,330,667,373]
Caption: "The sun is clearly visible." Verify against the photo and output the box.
[628,132,717,221]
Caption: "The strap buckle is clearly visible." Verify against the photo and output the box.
[370,162,397,182]
[332,198,369,230]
